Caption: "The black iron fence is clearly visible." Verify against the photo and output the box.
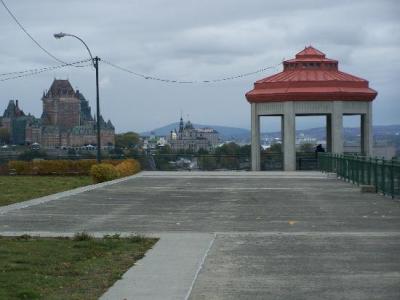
[318,153,400,198]
[134,152,317,171]
[133,154,251,171]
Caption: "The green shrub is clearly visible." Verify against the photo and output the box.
[103,233,121,240]
[16,234,32,240]
[17,149,47,161]
[73,232,93,241]
[90,163,120,183]
[127,234,147,243]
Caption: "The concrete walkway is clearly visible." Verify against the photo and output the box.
[1,171,399,299]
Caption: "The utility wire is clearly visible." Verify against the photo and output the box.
[102,59,282,84]
[1,58,281,84]
[0,60,90,77]
[0,59,92,82]
[1,0,281,85]
[0,0,83,66]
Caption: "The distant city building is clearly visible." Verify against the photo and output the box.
[142,134,167,151]
[0,79,115,149]
[296,133,317,145]
[167,117,219,152]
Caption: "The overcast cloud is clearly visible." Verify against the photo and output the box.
[0,0,399,132]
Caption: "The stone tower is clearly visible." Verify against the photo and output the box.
[41,79,80,130]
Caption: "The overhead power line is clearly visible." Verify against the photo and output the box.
[1,0,281,85]
[0,0,83,66]
[102,59,282,84]
[1,0,282,85]
[0,58,281,84]
[0,60,90,77]
[0,59,92,82]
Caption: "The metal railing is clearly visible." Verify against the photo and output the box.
[318,153,400,198]
[133,154,252,171]
[0,152,320,172]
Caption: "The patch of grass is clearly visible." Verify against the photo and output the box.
[0,176,92,207]
[0,234,158,300]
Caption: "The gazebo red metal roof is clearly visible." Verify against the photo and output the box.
[246,46,377,103]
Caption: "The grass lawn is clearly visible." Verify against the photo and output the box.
[0,176,92,207]
[0,234,158,300]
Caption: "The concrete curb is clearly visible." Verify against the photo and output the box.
[99,233,215,300]
[0,172,143,215]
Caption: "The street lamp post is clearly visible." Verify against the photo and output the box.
[54,32,102,163]
[94,56,101,163]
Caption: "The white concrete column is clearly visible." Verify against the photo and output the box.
[283,102,296,171]
[331,101,343,154]
[326,114,332,152]
[251,103,261,171]
[361,102,373,156]
[281,114,284,150]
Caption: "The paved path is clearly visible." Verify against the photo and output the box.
[1,171,399,299]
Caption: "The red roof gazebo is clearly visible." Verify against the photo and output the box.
[246,46,377,103]
[246,46,377,171]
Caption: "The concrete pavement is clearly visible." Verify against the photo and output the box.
[0,171,399,299]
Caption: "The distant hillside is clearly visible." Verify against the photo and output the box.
[140,122,250,141]
[262,125,400,140]
[141,123,400,142]
[370,125,400,136]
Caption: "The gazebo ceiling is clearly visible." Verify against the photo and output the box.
[246,46,377,103]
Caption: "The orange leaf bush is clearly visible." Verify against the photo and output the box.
[91,159,141,183]
[115,159,141,177]
[0,163,9,175]
[90,163,120,183]
[8,161,33,175]
[8,159,141,183]
[8,159,97,175]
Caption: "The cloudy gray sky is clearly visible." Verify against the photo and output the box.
[0,0,399,133]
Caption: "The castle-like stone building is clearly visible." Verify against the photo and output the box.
[0,79,115,148]
[167,117,219,152]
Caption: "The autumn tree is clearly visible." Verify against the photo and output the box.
[267,143,282,153]
[115,132,141,149]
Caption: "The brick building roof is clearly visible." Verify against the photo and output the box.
[43,79,76,98]
[2,100,25,118]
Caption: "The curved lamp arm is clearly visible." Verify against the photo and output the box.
[54,32,95,68]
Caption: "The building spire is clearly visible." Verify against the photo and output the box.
[179,113,184,133]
